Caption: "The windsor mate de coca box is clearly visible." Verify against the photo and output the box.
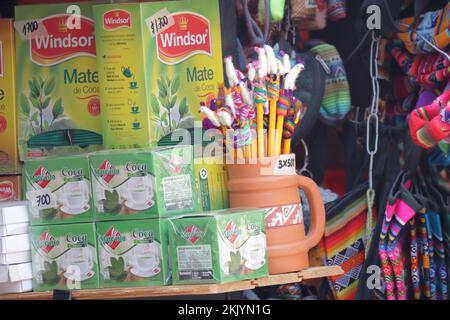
[15,2,104,160]
[93,0,224,149]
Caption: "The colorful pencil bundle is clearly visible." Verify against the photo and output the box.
[199,46,307,161]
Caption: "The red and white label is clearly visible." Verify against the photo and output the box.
[264,203,303,228]
[33,166,52,188]
[98,160,116,183]
[183,225,202,244]
[105,227,122,250]
[103,9,131,31]
[155,12,211,65]
[224,221,238,244]
[0,181,13,201]
[39,231,56,254]
[29,14,96,67]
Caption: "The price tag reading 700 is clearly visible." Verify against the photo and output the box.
[145,8,175,38]
[27,189,56,210]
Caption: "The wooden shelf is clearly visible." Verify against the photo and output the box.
[0,266,343,300]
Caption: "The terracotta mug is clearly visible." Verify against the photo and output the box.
[227,156,325,274]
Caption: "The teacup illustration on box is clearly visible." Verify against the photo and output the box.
[60,180,90,215]
[130,242,161,278]
[121,66,138,89]
[240,234,266,271]
[62,246,95,281]
[124,175,154,211]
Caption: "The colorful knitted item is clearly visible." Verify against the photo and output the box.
[414,104,450,149]
[282,118,295,139]
[253,79,267,105]
[232,86,243,108]
[417,208,432,299]
[409,91,450,149]
[326,0,346,22]
[410,218,421,299]
[391,42,450,86]
[267,75,280,100]
[397,3,450,55]
[277,89,290,116]
[429,209,448,300]
[309,43,351,123]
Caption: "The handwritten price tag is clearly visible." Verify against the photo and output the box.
[14,19,48,41]
[27,189,56,210]
[145,8,175,38]
[273,154,296,176]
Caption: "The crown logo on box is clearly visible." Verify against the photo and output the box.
[58,18,67,33]
[179,17,188,31]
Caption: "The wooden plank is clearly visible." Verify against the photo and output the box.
[0,266,343,300]
[300,266,343,280]
[0,281,254,300]
[252,266,343,287]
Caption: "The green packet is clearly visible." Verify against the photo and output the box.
[168,208,268,285]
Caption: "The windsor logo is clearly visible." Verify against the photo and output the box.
[0,181,13,201]
[156,12,211,65]
[37,231,60,253]
[181,225,203,244]
[30,14,96,67]
[103,9,131,31]
[101,227,125,250]
[32,166,56,188]
[96,160,119,183]
[223,221,240,244]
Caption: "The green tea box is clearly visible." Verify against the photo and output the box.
[15,2,105,160]
[194,158,229,212]
[89,149,154,221]
[93,0,224,149]
[23,155,94,226]
[168,209,268,285]
[89,145,198,220]
[150,145,199,216]
[30,223,99,292]
[96,219,170,288]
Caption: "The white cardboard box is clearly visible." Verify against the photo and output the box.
[0,251,31,265]
[0,202,29,225]
[0,234,30,254]
[0,279,32,294]
[0,262,32,283]
[0,222,29,237]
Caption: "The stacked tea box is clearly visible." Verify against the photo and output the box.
[0,202,33,294]
[21,145,199,290]
[90,145,198,287]
[23,154,101,292]
[168,209,269,285]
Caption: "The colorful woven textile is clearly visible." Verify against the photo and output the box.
[309,43,351,123]
[391,42,450,86]
[397,3,450,55]
[326,0,346,21]
[321,185,374,300]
